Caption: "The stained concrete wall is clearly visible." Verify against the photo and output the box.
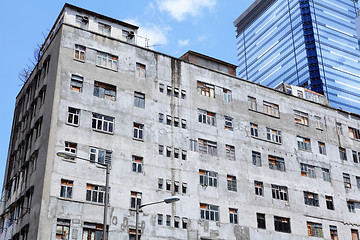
[1,4,360,240]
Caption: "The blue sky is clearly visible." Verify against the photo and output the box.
[0,0,253,190]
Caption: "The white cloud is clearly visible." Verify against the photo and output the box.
[178,39,190,47]
[157,0,216,21]
[123,18,170,49]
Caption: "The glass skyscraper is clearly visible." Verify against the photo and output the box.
[234,0,360,114]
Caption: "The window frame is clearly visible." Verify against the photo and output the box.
[96,51,118,71]
[92,113,114,134]
[197,81,215,98]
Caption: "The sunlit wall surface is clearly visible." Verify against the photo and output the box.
[235,0,360,114]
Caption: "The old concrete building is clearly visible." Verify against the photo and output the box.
[1,3,360,240]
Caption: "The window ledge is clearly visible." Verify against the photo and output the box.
[248,109,280,119]
[73,58,85,63]
[92,129,114,135]
[251,136,282,145]
[133,138,144,142]
[65,122,79,127]
[295,123,309,127]
[298,149,312,153]
[96,64,118,72]
[349,137,360,142]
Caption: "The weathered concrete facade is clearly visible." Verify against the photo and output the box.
[1,4,360,240]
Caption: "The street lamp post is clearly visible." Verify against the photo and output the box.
[57,151,110,240]
[135,197,180,240]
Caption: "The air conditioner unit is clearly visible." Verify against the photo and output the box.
[82,16,89,22]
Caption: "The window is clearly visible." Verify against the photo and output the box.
[343,173,351,188]
[60,180,73,199]
[301,163,315,178]
[190,139,197,151]
[56,219,70,240]
[315,116,324,129]
[71,74,83,92]
[174,88,179,98]
[157,214,163,225]
[322,168,330,182]
[254,181,264,196]
[304,191,319,206]
[133,123,144,140]
[349,127,360,140]
[197,81,215,98]
[174,117,179,127]
[158,178,163,189]
[167,86,172,96]
[174,216,180,228]
[182,150,187,160]
[75,15,88,29]
[329,226,338,240]
[166,215,171,226]
[229,208,238,224]
[94,81,116,101]
[98,22,111,36]
[227,175,237,192]
[96,51,118,71]
[181,119,187,129]
[181,90,186,99]
[226,145,235,161]
[339,147,347,160]
[83,223,106,240]
[86,184,105,203]
[352,229,359,240]
[67,107,80,126]
[224,116,233,131]
[174,181,180,192]
[159,145,164,155]
[92,113,114,133]
[198,139,217,156]
[174,148,179,158]
[65,142,77,157]
[200,203,219,221]
[248,96,257,111]
[348,201,356,213]
[353,150,360,163]
[266,128,282,143]
[74,45,85,61]
[182,182,187,194]
[166,147,171,157]
[294,110,308,126]
[268,156,285,171]
[158,113,164,123]
[166,179,171,191]
[199,170,218,187]
[255,214,266,231]
[223,89,232,102]
[89,147,112,165]
[318,142,326,155]
[122,30,135,43]
[271,185,288,201]
[252,151,261,166]
[182,218,188,229]
[357,176,360,189]
[307,222,323,237]
[326,196,334,210]
[134,92,145,108]
[159,83,164,93]
[198,109,216,126]
[132,156,142,173]
[130,191,142,209]
[297,136,311,151]
[136,63,146,78]
[166,115,172,125]
[336,122,343,135]
[250,123,258,137]
[274,216,291,233]
[263,101,279,117]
